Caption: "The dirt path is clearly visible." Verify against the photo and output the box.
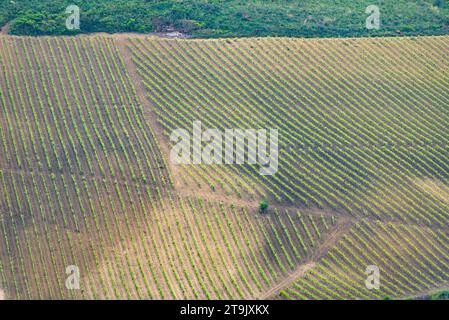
[115,37,182,186]
[259,217,353,299]
[114,32,189,40]
[259,262,316,299]
[74,32,188,40]
[311,216,353,260]
[178,191,354,218]
[0,288,5,300]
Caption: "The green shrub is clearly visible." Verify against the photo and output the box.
[2,0,449,37]
[434,0,445,8]
[259,199,269,213]
[428,290,449,300]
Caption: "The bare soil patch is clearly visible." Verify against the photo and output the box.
[75,32,188,40]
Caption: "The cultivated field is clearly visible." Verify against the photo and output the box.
[128,36,449,224]
[0,34,448,299]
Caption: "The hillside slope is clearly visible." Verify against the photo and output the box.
[124,35,449,299]
[0,34,448,299]
[127,35,449,224]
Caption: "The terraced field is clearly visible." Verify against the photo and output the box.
[0,34,448,299]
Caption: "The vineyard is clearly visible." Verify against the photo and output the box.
[0,34,448,299]
[128,36,449,225]
[280,220,449,299]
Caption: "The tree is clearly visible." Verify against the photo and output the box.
[259,199,268,213]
